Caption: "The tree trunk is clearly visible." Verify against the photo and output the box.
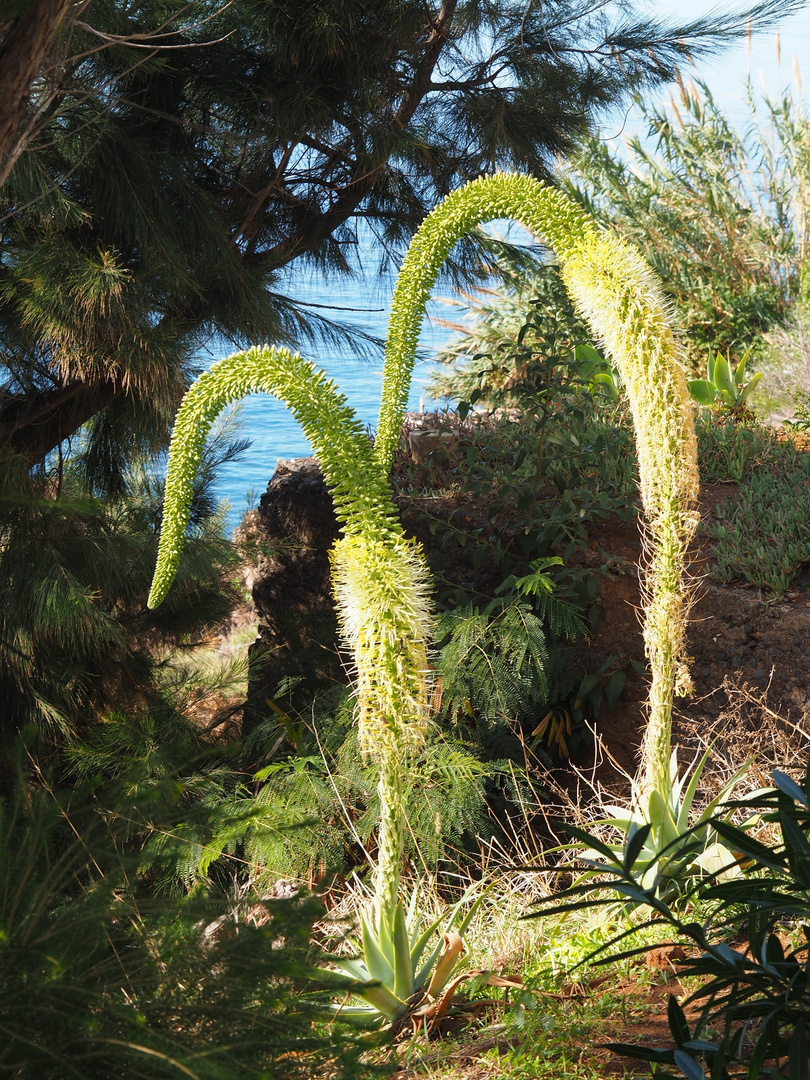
[0,0,74,188]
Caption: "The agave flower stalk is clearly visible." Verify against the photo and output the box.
[375,173,699,797]
[149,174,697,934]
[147,345,431,917]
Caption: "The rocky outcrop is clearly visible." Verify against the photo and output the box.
[243,457,344,741]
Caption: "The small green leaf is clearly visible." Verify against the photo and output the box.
[605,670,626,711]
[391,902,414,1002]
[575,343,605,365]
[667,995,691,1048]
[674,1049,707,1080]
[360,912,394,987]
[712,354,736,400]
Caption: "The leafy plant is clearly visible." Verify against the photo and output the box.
[316,881,522,1035]
[139,712,521,890]
[704,444,810,595]
[530,757,810,1080]
[0,429,243,759]
[688,349,763,414]
[555,746,751,904]
[564,78,810,366]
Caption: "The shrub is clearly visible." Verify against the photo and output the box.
[529,758,810,1080]
[563,79,810,367]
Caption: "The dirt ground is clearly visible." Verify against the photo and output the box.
[569,482,810,793]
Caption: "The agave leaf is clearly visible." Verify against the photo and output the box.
[712,354,736,402]
[677,748,711,830]
[647,789,668,829]
[344,980,404,1018]
[740,370,762,400]
[414,934,446,991]
[326,956,371,982]
[391,901,415,1002]
[310,963,403,1016]
[360,911,394,987]
[686,375,721,406]
[405,888,421,946]
[735,348,751,385]
[425,931,465,998]
[624,822,653,872]
[322,1004,385,1029]
[693,842,742,881]
[410,916,444,976]
[455,888,487,939]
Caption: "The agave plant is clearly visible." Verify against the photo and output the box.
[569,747,754,902]
[318,883,521,1035]
[148,173,699,1015]
[688,349,763,414]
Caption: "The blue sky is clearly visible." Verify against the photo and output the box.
[627,2,810,132]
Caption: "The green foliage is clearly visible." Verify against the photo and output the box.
[313,882,520,1035]
[694,411,785,483]
[435,600,553,730]
[551,747,750,905]
[0,434,242,754]
[68,692,521,896]
[401,269,639,583]
[0,750,373,1080]
[428,257,594,405]
[564,78,810,366]
[688,349,763,414]
[530,757,810,1080]
[704,440,810,595]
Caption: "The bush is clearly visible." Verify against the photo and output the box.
[528,758,810,1080]
[0,746,375,1080]
[563,79,810,367]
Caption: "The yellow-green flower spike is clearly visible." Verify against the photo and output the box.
[375,173,699,796]
[331,531,432,913]
[148,343,434,914]
[147,345,403,610]
[150,172,699,921]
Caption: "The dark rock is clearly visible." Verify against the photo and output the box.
[243,457,344,743]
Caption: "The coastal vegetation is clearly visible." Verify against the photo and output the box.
[3,1,810,1077]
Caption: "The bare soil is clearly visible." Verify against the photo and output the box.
[568,482,810,793]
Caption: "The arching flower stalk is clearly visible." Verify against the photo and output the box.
[147,345,431,918]
[149,174,698,944]
[375,173,699,798]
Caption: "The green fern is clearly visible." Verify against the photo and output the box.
[435,599,551,726]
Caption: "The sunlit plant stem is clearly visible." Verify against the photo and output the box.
[377,174,699,797]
